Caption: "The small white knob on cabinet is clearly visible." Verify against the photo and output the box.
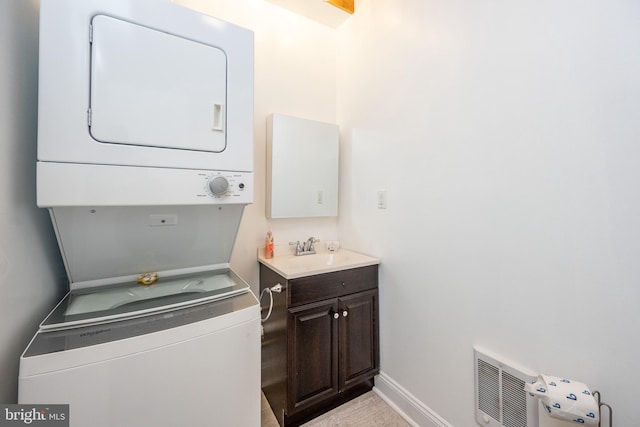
[342,311,348,317]
[209,176,229,196]
[333,313,339,319]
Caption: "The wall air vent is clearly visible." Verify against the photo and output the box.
[474,347,539,427]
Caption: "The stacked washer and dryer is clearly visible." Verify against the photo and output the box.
[18,0,260,426]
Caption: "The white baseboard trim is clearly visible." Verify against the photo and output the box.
[373,371,454,427]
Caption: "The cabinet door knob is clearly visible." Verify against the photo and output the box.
[342,310,348,317]
[333,312,339,319]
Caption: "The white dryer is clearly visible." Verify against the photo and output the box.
[19,0,259,426]
[36,0,254,209]
[37,0,253,173]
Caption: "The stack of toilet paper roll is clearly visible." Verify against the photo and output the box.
[524,375,599,426]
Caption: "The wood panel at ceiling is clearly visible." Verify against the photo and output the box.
[266,0,354,28]
[326,0,354,15]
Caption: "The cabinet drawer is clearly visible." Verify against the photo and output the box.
[288,265,378,307]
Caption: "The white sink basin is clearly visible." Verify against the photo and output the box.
[258,249,379,279]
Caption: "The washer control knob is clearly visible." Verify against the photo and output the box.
[209,176,229,196]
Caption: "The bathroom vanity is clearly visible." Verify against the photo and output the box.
[259,249,380,426]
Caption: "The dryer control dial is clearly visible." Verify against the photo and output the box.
[208,176,229,196]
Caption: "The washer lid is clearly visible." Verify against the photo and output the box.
[40,269,249,331]
[22,291,258,360]
[50,204,245,289]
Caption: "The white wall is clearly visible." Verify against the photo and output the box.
[0,0,67,403]
[175,0,340,292]
[337,0,640,426]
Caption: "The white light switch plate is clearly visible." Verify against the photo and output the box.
[377,190,387,209]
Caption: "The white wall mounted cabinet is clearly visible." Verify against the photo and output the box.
[266,113,339,219]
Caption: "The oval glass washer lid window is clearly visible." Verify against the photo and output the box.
[40,269,248,331]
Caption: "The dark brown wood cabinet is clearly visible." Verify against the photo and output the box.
[260,263,379,426]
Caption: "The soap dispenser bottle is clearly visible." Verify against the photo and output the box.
[265,231,274,259]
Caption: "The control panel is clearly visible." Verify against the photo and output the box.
[201,172,250,201]
[37,162,253,206]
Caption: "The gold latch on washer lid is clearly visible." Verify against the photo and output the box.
[137,272,159,286]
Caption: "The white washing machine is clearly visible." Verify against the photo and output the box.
[19,272,260,427]
[19,0,259,425]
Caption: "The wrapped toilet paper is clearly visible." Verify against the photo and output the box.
[524,375,599,426]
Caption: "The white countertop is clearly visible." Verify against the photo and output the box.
[258,247,380,279]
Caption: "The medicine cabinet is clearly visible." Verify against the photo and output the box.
[266,114,339,218]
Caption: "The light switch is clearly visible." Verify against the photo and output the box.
[377,190,387,209]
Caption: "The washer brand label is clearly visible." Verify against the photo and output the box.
[0,405,68,426]
[79,328,111,338]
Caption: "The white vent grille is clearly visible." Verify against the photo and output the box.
[474,347,538,427]
[478,359,500,420]
[502,372,527,427]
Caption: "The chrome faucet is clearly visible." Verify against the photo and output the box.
[289,237,319,256]
[304,237,319,253]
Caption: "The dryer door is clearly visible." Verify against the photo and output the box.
[89,15,227,152]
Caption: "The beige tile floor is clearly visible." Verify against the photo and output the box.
[261,391,412,427]
[261,392,279,427]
